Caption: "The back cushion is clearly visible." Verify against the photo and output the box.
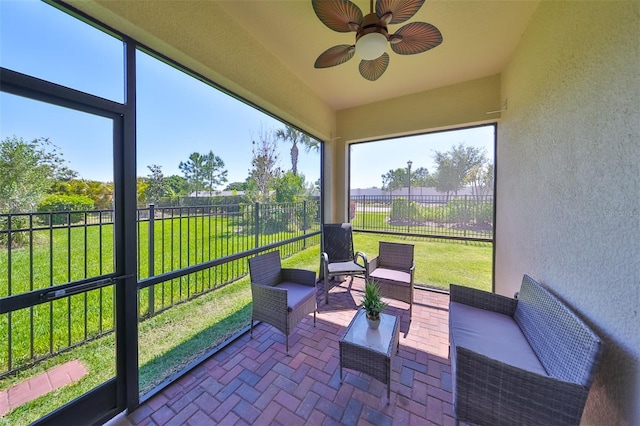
[378,242,414,270]
[514,275,602,387]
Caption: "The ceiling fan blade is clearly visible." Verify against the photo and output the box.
[312,0,363,33]
[390,22,442,55]
[314,45,356,68]
[376,0,425,25]
[359,53,389,81]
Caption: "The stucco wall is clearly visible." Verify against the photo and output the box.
[336,75,501,143]
[496,1,639,424]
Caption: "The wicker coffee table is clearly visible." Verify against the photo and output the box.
[339,309,400,401]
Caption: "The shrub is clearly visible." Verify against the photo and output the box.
[37,195,94,225]
[0,215,37,249]
[390,198,409,222]
[390,198,427,224]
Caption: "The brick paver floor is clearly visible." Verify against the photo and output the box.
[128,277,454,425]
[0,359,88,417]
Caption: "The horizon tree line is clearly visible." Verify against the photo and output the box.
[380,143,494,197]
[0,125,320,215]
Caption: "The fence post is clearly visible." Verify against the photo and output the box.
[254,202,260,249]
[148,203,155,316]
[303,200,307,248]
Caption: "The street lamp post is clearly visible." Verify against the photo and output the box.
[407,160,412,233]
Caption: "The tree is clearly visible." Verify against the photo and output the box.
[225,181,247,192]
[433,144,487,196]
[164,175,189,197]
[0,136,73,213]
[51,179,113,210]
[411,167,435,188]
[468,162,494,196]
[275,125,318,176]
[136,177,148,203]
[274,172,306,202]
[247,129,281,202]
[144,164,169,203]
[179,152,206,196]
[179,151,228,197]
[381,168,408,192]
[381,166,431,192]
[199,151,228,196]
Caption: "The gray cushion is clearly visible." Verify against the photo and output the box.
[327,261,365,275]
[276,282,316,311]
[369,267,410,285]
[449,301,547,376]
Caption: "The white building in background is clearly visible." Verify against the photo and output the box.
[350,186,493,197]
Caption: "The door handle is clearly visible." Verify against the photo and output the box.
[42,274,134,301]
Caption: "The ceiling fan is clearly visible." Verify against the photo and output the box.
[312,0,443,81]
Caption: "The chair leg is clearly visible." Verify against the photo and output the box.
[324,275,330,304]
[313,310,316,326]
[285,334,289,353]
[250,318,253,338]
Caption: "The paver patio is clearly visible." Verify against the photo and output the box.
[128,277,455,425]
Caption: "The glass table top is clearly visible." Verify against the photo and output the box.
[341,310,398,354]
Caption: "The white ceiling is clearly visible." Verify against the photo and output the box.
[216,0,540,111]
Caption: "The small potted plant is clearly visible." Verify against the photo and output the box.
[361,281,388,330]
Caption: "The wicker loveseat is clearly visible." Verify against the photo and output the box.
[449,275,603,426]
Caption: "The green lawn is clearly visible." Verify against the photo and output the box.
[354,233,492,292]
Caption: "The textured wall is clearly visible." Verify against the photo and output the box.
[496,1,639,424]
[336,75,501,143]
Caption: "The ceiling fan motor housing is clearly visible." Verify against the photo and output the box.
[356,13,389,42]
[355,13,389,60]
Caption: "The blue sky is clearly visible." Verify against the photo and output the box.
[350,126,495,188]
[0,1,493,191]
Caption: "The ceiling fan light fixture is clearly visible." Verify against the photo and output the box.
[355,31,387,60]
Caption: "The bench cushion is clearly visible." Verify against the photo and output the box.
[369,267,411,285]
[276,282,316,311]
[327,260,365,275]
[449,301,547,376]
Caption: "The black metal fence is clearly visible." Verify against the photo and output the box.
[350,194,493,241]
[0,199,320,376]
[136,200,320,317]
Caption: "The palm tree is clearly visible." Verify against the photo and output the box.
[275,125,317,176]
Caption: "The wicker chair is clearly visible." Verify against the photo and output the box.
[320,223,368,304]
[367,242,415,318]
[248,250,317,353]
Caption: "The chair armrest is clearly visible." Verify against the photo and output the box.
[282,268,316,286]
[367,256,379,273]
[251,282,288,314]
[320,252,329,278]
[450,284,517,316]
[454,346,588,425]
[354,251,368,268]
